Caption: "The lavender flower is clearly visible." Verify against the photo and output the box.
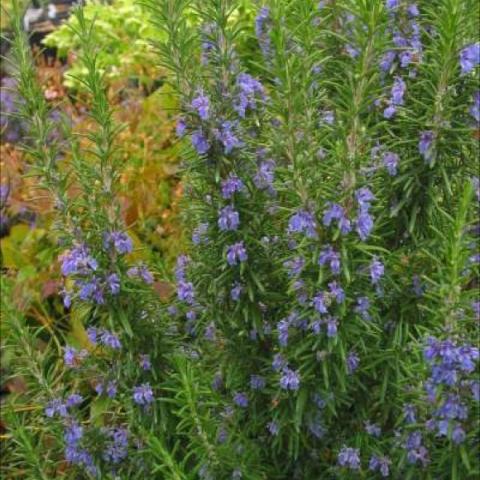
[312,292,328,314]
[255,7,272,57]
[369,257,385,284]
[355,297,371,320]
[233,392,249,408]
[250,375,266,390]
[177,281,195,304]
[64,346,87,367]
[460,43,480,75]
[284,257,305,277]
[346,351,360,374]
[391,76,406,105]
[218,205,240,231]
[280,367,300,391]
[192,222,209,245]
[403,403,417,424]
[369,455,391,477]
[380,51,396,72]
[470,91,480,123]
[272,353,287,371]
[106,273,120,295]
[133,383,154,406]
[226,242,248,266]
[127,265,154,284]
[191,130,210,154]
[45,399,67,418]
[230,282,243,301]
[100,330,121,349]
[288,209,318,238]
[176,118,186,137]
[418,130,435,164]
[337,446,361,470]
[326,317,338,337]
[215,121,243,154]
[103,427,129,464]
[60,245,98,276]
[382,151,399,176]
[328,281,345,303]
[66,393,83,408]
[267,420,279,435]
[254,160,276,193]
[364,421,381,437]
[221,174,245,199]
[234,73,265,117]
[323,203,351,234]
[191,93,210,120]
[318,246,341,275]
[140,354,151,371]
[104,231,133,255]
[277,318,290,347]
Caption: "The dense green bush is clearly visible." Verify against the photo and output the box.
[1,0,479,479]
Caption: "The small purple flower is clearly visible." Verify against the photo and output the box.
[176,118,186,137]
[104,231,133,255]
[64,346,87,367]
[323,203,351,234]
[87,327,98,344]
[328,281,345,303]
[192,222,209,245]
[346,351,360,374]
[337,446,361,470]
[383,151,399,176]
[284,257,305,277]
[221,174,245,199]
[380,51,396,72]
[140,354,151,371]
[470,91,480,122]
[191,93,210,120]
[355,297,371,320]
[391,76,406,105]
[369,455,391,477]
[418,130,435,164]
[383,105,397,119]
[280,367,301,391]
[66,393,83,408]
[45,399,67,418]
[369,257,385,284]
[288,209,318,238]
[326,317,338,337]
[233,392,249,408]
[277,319,290,347]
[321,110,335,125]
[404,403,417,424]
[60,245,98,277]
[226,242,248,266]
[191,130,210,154]
[356,210,373,241]
[250,375,266,390]
[364,421,381,437]
[312,292,328,314]
[127,265,154,284]
[218,205,240,231]
[215,121,243,154]
[452,425,466,444]
[230,282,243,301]
[254,160,276,192]
[460,43,480,75]
[234,73,265,117]
[255,7,272,57]
[106,273,120,295]
[177,281,195,304]
[272,353,286,371]
[133,383,154,406]
[385,0,399,10]
[267,420,279,436]
[318,246,341,275]
[100,330,122,349]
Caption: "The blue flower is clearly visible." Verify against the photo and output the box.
[369,455,391,477]
[288,209,318,238]
[226,242,248,266]
[369,257,384,284]
[233,392,249,408]
[218,205,240,231]
[280,367,300,391]
[250,375,266,390]
[191,130,210,154]
[337,446,361,470]
[382,151,399,176]
[191,93,210,120]
[418,130,435,163]
[133,383,154,406]
[221,174,245,199]
[318,246,341,275]
[346,351,359,374]
[460,43,480,75]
